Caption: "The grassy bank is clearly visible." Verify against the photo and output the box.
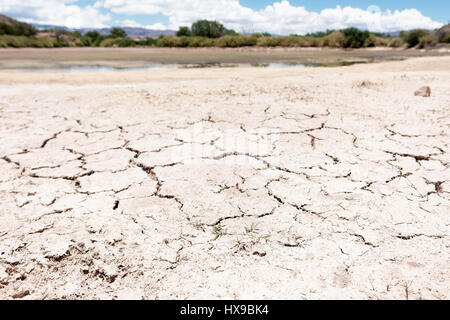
[2,31,449,50]
[1,15,449,50]
[0,32,408,49]
[0,35,81,48]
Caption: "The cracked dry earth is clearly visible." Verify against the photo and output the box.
[0,56,449,300]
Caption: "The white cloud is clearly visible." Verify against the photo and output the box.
[99,0,443,34]
[144,23,168,30]
[118,19,142,28]
[0,0,443,33]
[0,0,110,28]
[116,19,168,30]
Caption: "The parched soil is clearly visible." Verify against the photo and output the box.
[0,56,449,300]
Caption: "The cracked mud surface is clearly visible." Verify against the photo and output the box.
[0,56,449,299]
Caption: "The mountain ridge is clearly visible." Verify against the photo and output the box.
[32,23,176,38]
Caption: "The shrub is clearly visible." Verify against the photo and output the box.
[251,33,265,39]
[257,36,282,47]
[15,22,37,36]
[78,35,93,46]
[115,38,136,47]
[435,24,450,42]
[27,38,45,48]
[402,29,429,47]
[0,35,22,47]
[306,37,322,47]
[136,37,157,46]
[185,36,204,47]
[200,38,215,47]
[39,37,57,48]
[364,35,388,47]
[182,37,215,47]
[418,34,438,48]
[215,35,257,47]
[0,21,37,36]
[388,37,405,48]
[304,37,319,47]
[0,23,17,35]
[439,32,450,43]
[324,31,346,48]
[0,35,60,48]
[299,37,318,47]
[364,35,377,47]
[83,31,105,46]
[100,38,117,47]
[156,35,179,47]
[177,36,191,47]
[186,36,214,47]
[98,37,135,47]
[155,35,198,47]
[85,31,99,38]
[52,35,71,47]
[278,36,303,47]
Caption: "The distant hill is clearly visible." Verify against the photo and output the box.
[84,27,175,38]
[0,13,37,36]
[435,24,450,40]
[383,31,401,37]
[0,13,14,25]
[32,23,175,38]
[0,13,24,26]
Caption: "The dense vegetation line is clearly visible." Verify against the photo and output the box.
[1,17,449,49]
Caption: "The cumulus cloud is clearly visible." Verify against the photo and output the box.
[0,0,110,28]
[117,19,168,30]
[99,0,443,33]
[0,0,443,33]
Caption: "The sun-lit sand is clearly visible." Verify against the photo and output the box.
[0,55,449,299]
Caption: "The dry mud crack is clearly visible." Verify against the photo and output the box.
[0,57,449,299]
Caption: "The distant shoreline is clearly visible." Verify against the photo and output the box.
[1,46,449,69]
[1,45,449,52]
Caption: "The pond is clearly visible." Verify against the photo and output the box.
[0,60,375,72]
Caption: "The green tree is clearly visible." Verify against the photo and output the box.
[85,30,101,40]
[109,27,127,38]
[436,24,450,42]
[191,20,225,38]
[85,30,104,46]
[306,30,333,38]
[15,21,37,36]
[0,23,17,35]
[224,29,238,36]
[341,27,370,48]
[440,32,450,43]
[0,21,36,36]
[176,26,191,36]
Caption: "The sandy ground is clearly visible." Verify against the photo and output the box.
[0,56,449,300]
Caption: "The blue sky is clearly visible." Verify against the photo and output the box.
[0,1,447,33]
[240,1,449,23]
[89,0,449,29]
